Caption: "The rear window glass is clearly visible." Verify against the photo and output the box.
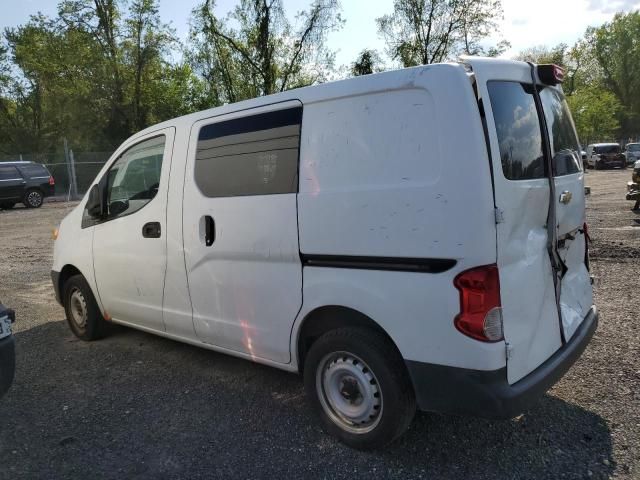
[595,145,621,154]
[487,81,545,180]
[539,88,582,176]
[17,164,50,178]
[195,107,302,198]
[627,144,640,151]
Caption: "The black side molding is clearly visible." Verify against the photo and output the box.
[300,254,456,273]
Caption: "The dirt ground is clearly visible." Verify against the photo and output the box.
[0,169,638,479]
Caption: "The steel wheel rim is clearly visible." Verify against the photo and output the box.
[69,288,88,329]
[27,191,42,207]
[316,351,383,434]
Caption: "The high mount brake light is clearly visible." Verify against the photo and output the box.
[537,64,565,86]
[453,264,503,342]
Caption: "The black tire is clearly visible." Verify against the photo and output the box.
[23,189,43,208]
[0,203,15,209]
[62,274,109,341]
[303,327,416,450]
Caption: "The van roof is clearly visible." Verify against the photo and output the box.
[590,143,620,147]
[0,161,35,165]
[129,58,542,142]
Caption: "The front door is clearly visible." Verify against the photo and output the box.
[183,102,303,363]
[92,129,175,331]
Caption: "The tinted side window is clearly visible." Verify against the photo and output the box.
[195,107,302,197]
[539,88,582,176]
[103,135,165,220]
[487,81,545,180]
[17,164,50,178]
[0,165,21,180]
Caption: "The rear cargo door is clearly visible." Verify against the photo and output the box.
[469,59,591,384]
[539,88,592,341]
[468,60,563,384]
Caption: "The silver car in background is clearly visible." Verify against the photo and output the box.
[624,143,640,166]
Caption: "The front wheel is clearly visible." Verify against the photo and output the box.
[23,189,43,208]
[0,203,15,209]
[303,327,416,450]
[63,274,109,341]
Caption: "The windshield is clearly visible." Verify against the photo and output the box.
[539,88,582,176]
[627,144,640,151]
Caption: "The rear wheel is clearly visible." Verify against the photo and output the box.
[63,274,109,341]
[23,189,43,208]
[303,327,416,450]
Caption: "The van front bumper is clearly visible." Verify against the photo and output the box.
[405,306,598,419]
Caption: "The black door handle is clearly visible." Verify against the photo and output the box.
[142,222,161,238]
[204,215,215,246]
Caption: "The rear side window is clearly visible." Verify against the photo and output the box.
[539,88,582,176]
[195,106,302,198]
[487,81,545,180]
[17,164,50,178]
[0,165,22,180]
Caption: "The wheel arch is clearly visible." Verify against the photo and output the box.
[295,305,403,374]
[58,264,85,297]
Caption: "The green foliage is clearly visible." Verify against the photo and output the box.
[567,87,621,144]
[351,49,384,76]
[376,0,508,66]
[0,0,200,154]
[589,11,640,139]
[187,0,343,105]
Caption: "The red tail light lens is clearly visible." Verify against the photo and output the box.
[454,264,503,342]
[49,176,55,186]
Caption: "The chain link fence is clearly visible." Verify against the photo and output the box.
[0,151,113,199]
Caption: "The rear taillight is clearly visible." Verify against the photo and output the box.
[453,264,503,342]
[48,176,55,186]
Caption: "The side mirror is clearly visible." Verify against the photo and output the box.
[109,199,129,217]
[581,153,587,161]
[86,184,104,219]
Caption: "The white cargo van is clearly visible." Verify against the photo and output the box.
[52,58,597,450]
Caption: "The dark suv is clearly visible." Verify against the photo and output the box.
[0,161,55,209]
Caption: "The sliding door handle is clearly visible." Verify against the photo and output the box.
[204,215,215,246]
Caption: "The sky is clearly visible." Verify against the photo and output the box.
[2,0,640,67]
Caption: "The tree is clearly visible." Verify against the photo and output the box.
[589,11,640,139]
[187,0,343,104]
[0,0,198,155]
[516,44,568,66]
[376,0,508,67]
[351,49,384,76]
[567,87,620,145]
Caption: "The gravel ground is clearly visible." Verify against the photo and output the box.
[0,170,638,479]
